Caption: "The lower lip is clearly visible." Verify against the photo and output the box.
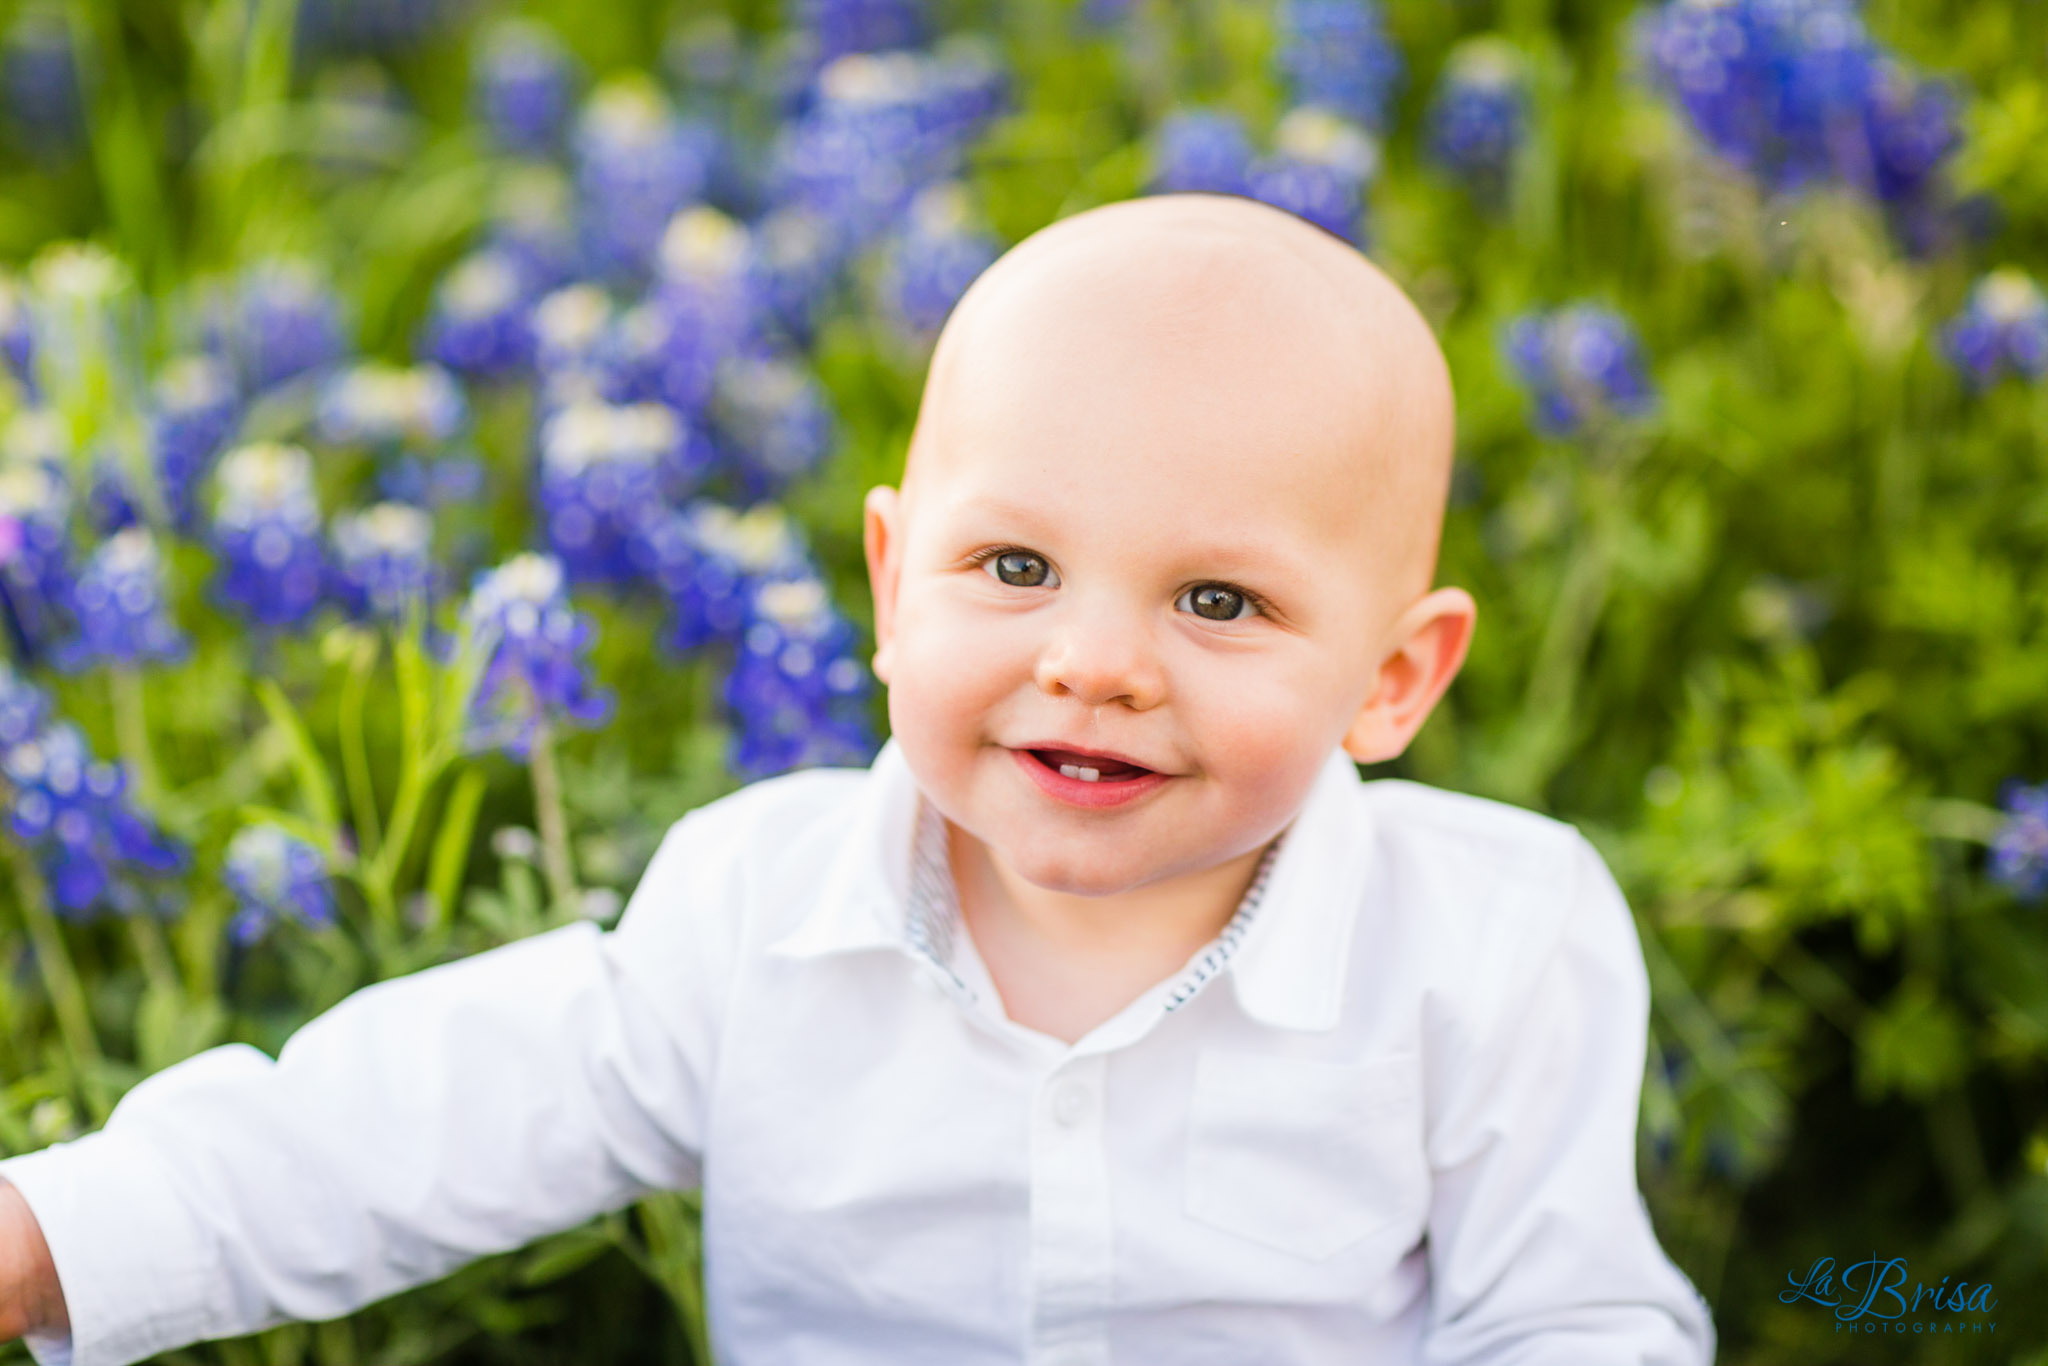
[1010,748,1172,809]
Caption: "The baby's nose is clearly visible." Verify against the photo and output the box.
[1033,603,1165,709]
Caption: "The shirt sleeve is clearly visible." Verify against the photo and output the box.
[1418,831,1717,1366]
[0,811,730,1366]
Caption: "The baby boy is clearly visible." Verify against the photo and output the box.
[0,193,1715,1364]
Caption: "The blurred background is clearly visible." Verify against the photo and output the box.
[0,0,2040,1361]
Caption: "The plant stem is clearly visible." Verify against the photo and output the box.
[339,636,382,860]
[528,719,578,912]
[109,666,159,808]
[7,848,109,1123]
[124,912,181,999]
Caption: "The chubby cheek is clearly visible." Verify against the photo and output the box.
[881,589,1025,768]
[1178,660,1347,821]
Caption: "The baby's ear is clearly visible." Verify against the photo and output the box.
[862,485,903,684]
[1341,588,1477,765]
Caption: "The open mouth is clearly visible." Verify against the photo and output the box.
[1024,747,1154,783]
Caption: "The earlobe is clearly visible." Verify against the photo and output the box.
[863,485,902,684]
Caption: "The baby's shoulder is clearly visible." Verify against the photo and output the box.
[1356,776,1584,881]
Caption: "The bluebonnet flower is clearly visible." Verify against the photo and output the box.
[1502,305,1657,436]
[709,353,836,496]
[150,355,240,532]
[0,659,48,748]
[27,244,144,439]
[800,0,928,63]
[420,247,542,380]
[374,453,487,511]
[472,18,577,156]
[209,442,327,629]
[315,362,467,451]
[1638,0,1959,221]
[1246,107,1380,245]
[572,77,720,280]
[329,502,438,623]
[486,166,583,291]
[651,206,772,359]
[1992,780,2048,904]
[768,50,997,256]
[460,552,614,759]
[50,527,186,671]
[297,0,469,57]
[536,400,687,585]
[0,439,76,660]
[1938,270,2048,390]
[1146,109,1257,196]
[754,204,853,346]
[233,260,348,393]
[1,8,83,153]
[531,283,622,409]
[1425,39,1529,198]
[2,721,186,918]
[873,182,1001,350]
[1276,0,1404,132]
[223,824,338,945]
[631,499,813,652]
[0,272,34,394]
[725,575,877,778]
[922,34,1011,144]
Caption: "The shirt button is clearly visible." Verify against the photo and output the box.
[1052,1082,1090,1128]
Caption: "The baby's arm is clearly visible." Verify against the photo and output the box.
[0,811,731,1366]
[0,1177,66,1340]
[1419,832,1716,1366]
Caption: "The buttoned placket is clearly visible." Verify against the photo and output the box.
[899,798,1286,1366]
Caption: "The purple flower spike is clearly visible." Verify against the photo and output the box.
[209,442,327,630]
[708,353,836,496]
[1277,0,1404,133]
[1425,39,1529,198]
[224,824,337,945]
[799,0,929,63]
[536,400,686,585]
[1992,780,2048,905]
[0,659,50,747]
[531,284,624,411]
[1146,109,1257,197]
[234,260,348,394]
[3,722,187,919]
[0,449,76,661]
[725,575,877,779]
[472,18,578,156]
[51,528,187,671]
[1246,106,1381,245]
[631,499,813,653]
[0,273,35,394]
[150,355,240,533]
[873,182,1001,349]
[1502,305,1657,437]
[315,362,467,451]
[1938,270,2048,391]
[461,552,615,759]
[2,8,84,154]
[572,78,719,281]
[651,206,772,359]
[422,248,541,379]
[330,502,438,623]
[754,205,853,347]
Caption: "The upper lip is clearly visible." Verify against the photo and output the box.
[1011,742,1166,773]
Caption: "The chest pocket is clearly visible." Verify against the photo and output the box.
[1183,1049,1428,1262]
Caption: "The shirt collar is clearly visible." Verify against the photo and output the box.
[764,739,1373,1034]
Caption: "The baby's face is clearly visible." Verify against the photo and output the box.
[864,195,1467,899]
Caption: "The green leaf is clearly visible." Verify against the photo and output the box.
[425,767,488,933]
[253,680,342,840]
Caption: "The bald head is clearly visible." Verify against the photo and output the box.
[902,193,1456,605]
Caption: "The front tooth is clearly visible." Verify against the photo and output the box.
[1058,764,1102,782]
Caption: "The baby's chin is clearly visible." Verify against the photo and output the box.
[993,835,1211,899]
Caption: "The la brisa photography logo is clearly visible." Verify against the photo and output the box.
[1781,1254,1999,1339]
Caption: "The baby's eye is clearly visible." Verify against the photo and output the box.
[983,550,1058,588]
[1177,583,1261,621]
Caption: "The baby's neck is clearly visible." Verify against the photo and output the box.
[945,822,1273,1043]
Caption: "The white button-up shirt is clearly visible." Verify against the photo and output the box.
[0,740,1716,1366]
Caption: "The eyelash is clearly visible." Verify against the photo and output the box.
[964,546,1272,620]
